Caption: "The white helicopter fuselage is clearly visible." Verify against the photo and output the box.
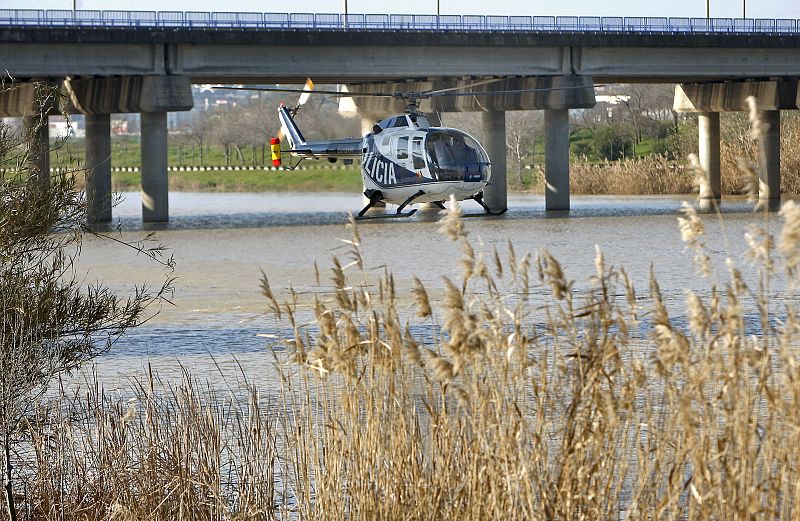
[359,117,492,206]
[362,173,487,205]
[278,106,496,213]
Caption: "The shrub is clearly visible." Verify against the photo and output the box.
[0,81,172,520]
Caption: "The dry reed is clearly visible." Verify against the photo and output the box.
[11,195,800,519]
[267,203,800,520]
[519,113,800,196]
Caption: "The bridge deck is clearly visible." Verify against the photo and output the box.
[2,10,800,84]
[0,10,799,35]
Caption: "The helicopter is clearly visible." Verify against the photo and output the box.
[268,79,504,220]
[217,78,588,220]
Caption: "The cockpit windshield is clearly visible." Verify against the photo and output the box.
[425,130,490,183]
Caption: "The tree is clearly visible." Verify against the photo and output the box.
[591,122,636,161]
[617,83,678,142]
[0,82,173,520]
[505,111,543,187]
[182,110,216,166]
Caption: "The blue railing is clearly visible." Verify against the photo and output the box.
[0,10,797,33]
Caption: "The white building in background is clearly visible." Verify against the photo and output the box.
[49,116,84,138]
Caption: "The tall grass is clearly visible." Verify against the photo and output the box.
[264,202,800,519]
[11,100,800,519]
[517,112,800,196]
[22,370,278,519]
[12,195,800,519]
[568,154,693,195]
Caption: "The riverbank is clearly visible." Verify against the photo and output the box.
[109,166,364,192]
[69,155,796,196]
[97,159,698,195]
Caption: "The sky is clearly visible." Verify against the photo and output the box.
[6,0,800,19]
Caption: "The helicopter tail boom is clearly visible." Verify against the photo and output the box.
[276,104,362,159]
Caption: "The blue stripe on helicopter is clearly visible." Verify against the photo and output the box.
[361,150,430,188]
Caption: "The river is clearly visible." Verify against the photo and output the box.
[76,191,788,389]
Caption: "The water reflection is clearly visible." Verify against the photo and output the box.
[103,191,761,231]
[79,191,786,387]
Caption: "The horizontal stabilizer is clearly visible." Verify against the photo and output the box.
[291,138,363,159]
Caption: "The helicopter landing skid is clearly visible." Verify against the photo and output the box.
[355,209,418,221]
[355,189,424,221]
[461,192,508,218]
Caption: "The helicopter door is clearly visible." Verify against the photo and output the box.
[393,136,411,171]
[411,136,427,176]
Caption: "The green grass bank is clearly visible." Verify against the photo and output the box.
[108,167,363,193]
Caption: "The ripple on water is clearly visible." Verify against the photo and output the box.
[97,192,761,231]
[77,192,790,388]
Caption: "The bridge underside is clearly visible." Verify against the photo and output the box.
[3,73,601,220]
[6,74,799,222]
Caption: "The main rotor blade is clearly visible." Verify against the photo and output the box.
[209,86,397,98]
[428,83,608,97]
[212,81,605,103]
[421,78,505,97]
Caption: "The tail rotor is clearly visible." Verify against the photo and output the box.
[272,78,315,153]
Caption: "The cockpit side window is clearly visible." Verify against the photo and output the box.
[412,137,425,170]
[376,134,392,155]
[392,117,409,128]
[396,136,409,160]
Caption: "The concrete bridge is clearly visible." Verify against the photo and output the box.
[2,10,800,220]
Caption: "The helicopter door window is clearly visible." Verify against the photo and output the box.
[392,117,409,128]
[396,136,409,160]
[411,137,425,170]
[376,135,392,155]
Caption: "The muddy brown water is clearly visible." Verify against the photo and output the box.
[74,191,789,389]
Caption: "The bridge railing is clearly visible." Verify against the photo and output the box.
[579,16,601,31]
[211,12,263,28]
[184,12,211,27]
[1,9,799,34]
[157,11,185,27]
[264,13,290,28]
[602,17,623,31]
[777,19,797,32]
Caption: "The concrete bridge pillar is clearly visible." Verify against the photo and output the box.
[141,111,169,222]
[759,110,781,211]
[85,113,112,222]
[675,81,797,211]
[544,109,570,211]
[698,112,721,209]
[63,75,193,222]
[481,110,507,212]
[23,114,50,188]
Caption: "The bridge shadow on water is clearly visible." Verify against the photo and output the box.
[99,192,769,232]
